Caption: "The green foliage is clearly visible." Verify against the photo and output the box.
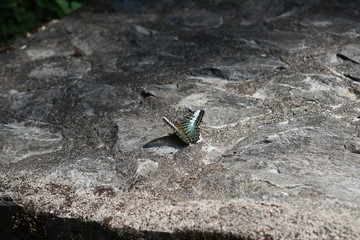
[56,0,83,14]
[0,0,83,48]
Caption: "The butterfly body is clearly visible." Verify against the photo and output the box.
[163,109,204,144]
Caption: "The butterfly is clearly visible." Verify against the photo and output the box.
[162,109,205,144]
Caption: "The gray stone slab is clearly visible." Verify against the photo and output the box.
[1,0,360,239]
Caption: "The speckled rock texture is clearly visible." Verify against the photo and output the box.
[1,0,360,239]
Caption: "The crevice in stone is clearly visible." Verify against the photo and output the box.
[343,74,360,82]
[140,90,157,98]
[190,67,230,80]
[336,53,359,64]
[344,141,360,154]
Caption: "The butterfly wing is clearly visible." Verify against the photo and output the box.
[163,109,204,144]
[162,116,191,144]
[179,109,204,143]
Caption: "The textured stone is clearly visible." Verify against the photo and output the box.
[1,0,360,239]
[0,122,62,163]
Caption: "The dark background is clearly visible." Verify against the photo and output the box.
[0,0,84,48]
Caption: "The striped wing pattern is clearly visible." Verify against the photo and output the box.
[163,109,204,144]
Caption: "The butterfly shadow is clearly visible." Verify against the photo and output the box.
[143,134,189,149]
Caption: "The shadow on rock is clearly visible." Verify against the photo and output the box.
[143,134,188,149]
[1,198,247,240]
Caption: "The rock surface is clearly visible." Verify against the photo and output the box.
[1,0,360,239]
